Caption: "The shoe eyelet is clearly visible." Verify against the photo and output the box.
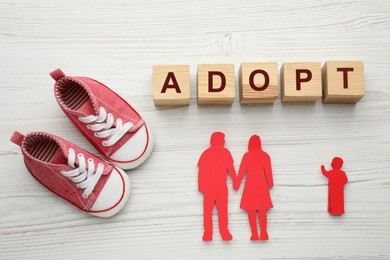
[82,194,88,199]
[102,142,108,147]
[87,125,91,130]
[94,132,98,137]
[98,163,103,167]
[88,158,93,162]
[78,153,83,157]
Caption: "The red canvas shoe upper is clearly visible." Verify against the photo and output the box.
[10,131,127,214]
[51,69,150,165]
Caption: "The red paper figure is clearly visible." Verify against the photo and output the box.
[198,132,237,241]
[321,157,348,215]
[234,135,273,241]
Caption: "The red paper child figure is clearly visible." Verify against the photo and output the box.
[321,157,348,215]
[198,132,237,242]
[234,135,273,241]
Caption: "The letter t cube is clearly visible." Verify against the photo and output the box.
[322,61,365,103]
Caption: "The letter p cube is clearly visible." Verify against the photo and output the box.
[281,62,322,102]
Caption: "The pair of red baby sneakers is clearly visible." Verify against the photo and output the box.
[11,69,154,217]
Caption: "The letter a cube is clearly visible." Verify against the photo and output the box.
[153,65,190,106]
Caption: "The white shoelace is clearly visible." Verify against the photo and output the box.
[79,107,133,146]
[60,148,104,198]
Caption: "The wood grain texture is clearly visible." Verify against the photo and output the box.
[239,62,279,103]
[281,62,322,102]
[197,64,235,105]
[153,65,190,106]
[322,61,365,103]
[1,0,390,259]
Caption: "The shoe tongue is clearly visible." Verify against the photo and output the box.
[49,144,83,169]
[76,99,96,117]
[49,147,68,165]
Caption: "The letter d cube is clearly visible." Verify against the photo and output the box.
[197,64,235,105]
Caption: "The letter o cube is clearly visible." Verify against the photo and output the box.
[240,62,278,104]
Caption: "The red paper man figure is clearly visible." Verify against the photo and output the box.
[321,157,348,215]
[198,132,237,241]
[234,135,273,241]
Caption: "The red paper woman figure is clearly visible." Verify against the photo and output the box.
[321,157,348,215]
[234,135,273,241]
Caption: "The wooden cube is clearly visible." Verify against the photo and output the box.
[322,61,365,103]
[153,65,190,106]
[281,62,322,102]
[239,62,278,104]
[197,64,235,105]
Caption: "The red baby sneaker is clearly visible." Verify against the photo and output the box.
[10,131,130,218]
[51,68,154,170]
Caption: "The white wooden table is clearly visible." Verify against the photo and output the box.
[1,0,390,259]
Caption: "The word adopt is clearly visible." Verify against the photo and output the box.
[152,61,364,105]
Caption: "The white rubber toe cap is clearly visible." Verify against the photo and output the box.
[90,167,130,216]
[110,125,148,162]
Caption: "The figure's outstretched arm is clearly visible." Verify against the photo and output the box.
[265,154,274,189]
[321,165,330,178]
